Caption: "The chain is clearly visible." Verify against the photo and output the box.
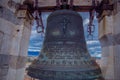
[56,0,60,9]
[87,0,97,40]
[69,0,74,9]
[34,0,44,33]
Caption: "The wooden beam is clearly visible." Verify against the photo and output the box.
[37,6,94,12]
[37,5,113,12]
[18,4,113,12]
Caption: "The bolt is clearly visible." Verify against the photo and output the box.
[17,29,20,32]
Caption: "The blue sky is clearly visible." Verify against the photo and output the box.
[28,12,102,58]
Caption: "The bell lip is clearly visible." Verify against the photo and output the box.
[27,68,103,80]
[28,65,101,71]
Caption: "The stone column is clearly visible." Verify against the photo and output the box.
[113,7,120,80]
[0,1,32,80]
[99,15,114,80]
[98,1,120,80]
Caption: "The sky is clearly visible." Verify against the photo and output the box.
[28,12,102,58]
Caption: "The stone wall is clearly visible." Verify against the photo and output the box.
[99,1,120,80]
[99,16,114,80]
[0,0,32,80]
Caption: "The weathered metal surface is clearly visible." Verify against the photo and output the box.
[27,10,103,80]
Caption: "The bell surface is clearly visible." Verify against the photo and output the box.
[27,10,104,80]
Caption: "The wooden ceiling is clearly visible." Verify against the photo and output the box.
[36,0,101,7]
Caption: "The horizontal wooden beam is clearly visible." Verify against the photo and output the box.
[18,4,113,13]
[37,6,94,12]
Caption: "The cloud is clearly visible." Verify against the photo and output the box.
[88,47,101,51]
[91,53,102,58]
[28,29,44,52]
[29,39,43,51]
[30,30,38,39]
[83,18,89,26]
[28,49,40,52]
[42,12,51,27]
[86,40,102,57]
[87,40,100,44]
[28,46,42,50]
[94,16,97,20]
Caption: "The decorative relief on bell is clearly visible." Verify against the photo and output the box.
[60,16,71,35]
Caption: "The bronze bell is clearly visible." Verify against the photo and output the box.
[27,10,104,80]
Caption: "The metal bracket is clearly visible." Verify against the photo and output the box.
[0,5,3,13]
[0,6,2,9]
[95,0,113,18]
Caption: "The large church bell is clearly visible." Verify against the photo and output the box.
[27,0,104,80]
